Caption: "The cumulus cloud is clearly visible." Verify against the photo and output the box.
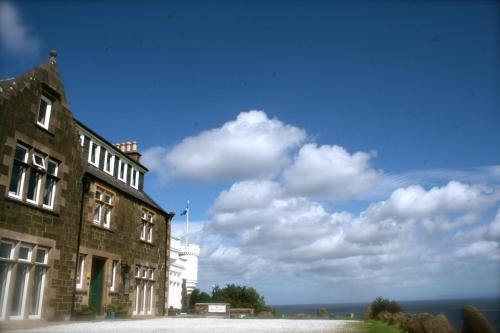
[454,241,499,259]
[364,181,497,231]
[199,180,500,291]
[283,144,382,200]
[0,1,41,58]
[142,111,306,182]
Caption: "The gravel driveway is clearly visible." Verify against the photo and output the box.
[6,317,358,333]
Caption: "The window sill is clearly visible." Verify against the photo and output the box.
[5,195,59,216]
[91,224,115,233]
[139,240,155,247]
[35,123,55,136]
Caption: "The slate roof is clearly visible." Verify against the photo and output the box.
[75,118,149,172]
[86,164,168,215]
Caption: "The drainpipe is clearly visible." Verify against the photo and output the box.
[71,175,90,319]
[163,212,175,316]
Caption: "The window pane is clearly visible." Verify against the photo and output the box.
[119,162,125,178]
[37,99,47,124]
[104,194,111,204]
[104,206,111,227]
[33,154,45,169]
[47,160,57,176]
[35,248,47,264]
[43,177,56,207]
[94,204,101,223]
[0,262,10,318]
[0,242,13,259]
[9,162,24,196]
[19,246,31,261]
[76,255,84,287]
[29,266,45,316]
[15,145,27,162]
[10,264,29,317]
[26,171,40,202]
[96,190,102,200]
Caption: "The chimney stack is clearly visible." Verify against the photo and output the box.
[115,140,141,162]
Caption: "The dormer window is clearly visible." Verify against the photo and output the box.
[104,150,115,175]
[88,140,100,167]
[37,95,52,129]
[130,168,139,189]
[118,159,128,183]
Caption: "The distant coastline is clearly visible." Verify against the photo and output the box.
[271,298,500,331]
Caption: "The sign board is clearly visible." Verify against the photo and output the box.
[208,304,227,313]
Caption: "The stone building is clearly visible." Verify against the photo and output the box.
[0,52,173,323]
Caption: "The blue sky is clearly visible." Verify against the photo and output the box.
[1,0,499,305]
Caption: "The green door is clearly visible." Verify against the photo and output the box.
[89,257,105,312]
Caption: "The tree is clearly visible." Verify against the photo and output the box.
[370,296,404,319]
[189,289,211,308]
[212,284,271,314]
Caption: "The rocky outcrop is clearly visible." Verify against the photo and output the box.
[461,305,496,333]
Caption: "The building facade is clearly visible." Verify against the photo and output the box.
[0,53,173,322]
[167,237,199,310]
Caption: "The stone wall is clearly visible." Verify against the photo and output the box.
[0,60,86,320]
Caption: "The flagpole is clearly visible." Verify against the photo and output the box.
[185,199,189,246]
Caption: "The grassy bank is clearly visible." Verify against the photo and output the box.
[353,320,404,333]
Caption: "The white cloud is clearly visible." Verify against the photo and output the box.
[283,144,382,200]
[0,2,41,58]
[198,179,500,292]
[142,111,306,182]
[454,241,499,259]
[364,181,497,231]
[487,209,500,241]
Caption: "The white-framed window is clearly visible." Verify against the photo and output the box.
[0,241,50,321]
[36,95,52,130]
[9,143,60,210]
[103,150,115,176]
[42,159,58,209]
[118,159,128,183]
[140,210,154,243]
[93,187,113,229]
[75,254,85,290]
[130,168,139,189]
[133,265,155,315]
[8,144,29,200]
[88,140,101,167]
[110,260,117,292]
[29,247,48,319]
[0,241,14,320]
[32,153,45,170]
[18,244,32,262]
[25,170,42,205]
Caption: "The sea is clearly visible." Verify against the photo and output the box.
[272,298,500,332]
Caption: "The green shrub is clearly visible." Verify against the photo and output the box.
[317,307,328,318]
[358,320,405,333]
[370,297,403,319]
[79,305,96,315]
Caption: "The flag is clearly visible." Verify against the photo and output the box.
[180,200,189,216]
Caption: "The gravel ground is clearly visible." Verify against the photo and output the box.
[6,317,359,333]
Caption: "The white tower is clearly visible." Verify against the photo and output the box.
[167,200,200,311]
[179,243,200,294]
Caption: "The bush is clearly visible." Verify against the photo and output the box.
[317,307,328,318]
[78,305,96,315]
[370,297,404,319]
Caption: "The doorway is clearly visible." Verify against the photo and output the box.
[89,257,105,313]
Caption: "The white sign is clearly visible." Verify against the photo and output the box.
[208,304,227,313]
